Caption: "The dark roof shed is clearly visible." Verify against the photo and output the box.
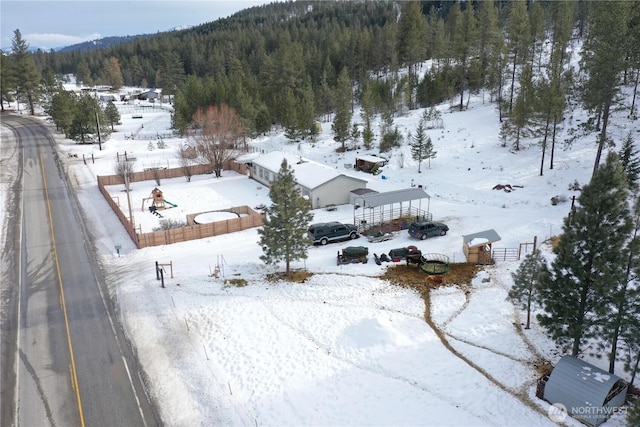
[543,356,627,426]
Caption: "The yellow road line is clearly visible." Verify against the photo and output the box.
[40,153,86,427]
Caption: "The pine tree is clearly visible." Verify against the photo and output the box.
[258,159,314,277]
[487,32,507,119]
[348,123,360,150]
[509,64,534,151]
[104,101,121,131]
[48,90,76,134]
[0,51,16,111]
[68,93,110,145]
[505,0,530,114]
[581,1,630,178]
[379,108,401,153]
[75,60,93,87]
[396,0,427,109]
[453,1,478,111]
[40,66,61,113]
[598,195,640,374]
[332,67,353,151]
[537,1,573,175]
[157,52,185,96]
[11,29,41,115]
[410,120,436,173]
[360,82,376,150]
[426,6,446,69]
[477,0,499,80]
[618,132,640,192]
[318,67,334,123]
[537,152,632,356]
[528,0,545,72]
[508,249,547,329]
[627,403,640,427]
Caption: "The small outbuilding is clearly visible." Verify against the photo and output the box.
[462,229,501,264]
[354,155,388,174]
[538,356,627,426]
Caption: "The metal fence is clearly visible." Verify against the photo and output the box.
[118,104,173,115]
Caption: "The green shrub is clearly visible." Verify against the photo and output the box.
[224,278,248,287]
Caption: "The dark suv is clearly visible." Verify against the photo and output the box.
[408,221,449,240]
[308,221,359,245]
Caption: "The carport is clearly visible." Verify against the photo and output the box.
[352,188,431,233]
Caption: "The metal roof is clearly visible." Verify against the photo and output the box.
[544,356,627,426]
[351,188,378,196]
[355,155,388,164]
[352,188,430,208]
[462,229,501,248]
[252,151,367,190]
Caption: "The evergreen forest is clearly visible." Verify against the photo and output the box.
[2,0,637,149]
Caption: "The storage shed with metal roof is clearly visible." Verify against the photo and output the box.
[462,229,501,264]
[540,355,627,426]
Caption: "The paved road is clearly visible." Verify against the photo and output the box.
[1,115,158,427]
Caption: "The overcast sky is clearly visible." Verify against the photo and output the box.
[1,1,271,51]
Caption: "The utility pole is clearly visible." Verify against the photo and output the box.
[124,172,134,230]
[95,110,102,150]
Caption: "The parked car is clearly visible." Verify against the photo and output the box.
[308,221,359,245]
[408,221,449,240]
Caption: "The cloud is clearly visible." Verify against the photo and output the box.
[23,32,102,50]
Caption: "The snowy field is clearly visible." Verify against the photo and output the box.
[3,84,637,426]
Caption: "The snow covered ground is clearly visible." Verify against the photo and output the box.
[2,85,636,426]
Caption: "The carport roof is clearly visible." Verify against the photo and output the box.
[352,188,430,208]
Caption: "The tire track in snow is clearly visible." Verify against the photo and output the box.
[256,294,498,426]
[438,284,472,328]
[422,287,553,421]
[437,269,547,366]
[420,269,565,425]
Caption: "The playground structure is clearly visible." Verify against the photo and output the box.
[142,187,178,214]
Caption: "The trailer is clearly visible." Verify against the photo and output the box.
[337,246,369,265]
[366,230,395,243]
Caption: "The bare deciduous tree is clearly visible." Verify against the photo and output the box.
[176,144,196,182]
[188,104,245,178]
[113,157,136,189]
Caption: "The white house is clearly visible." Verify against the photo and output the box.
[250,151,367,209]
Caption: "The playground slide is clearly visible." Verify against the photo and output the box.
[164,200,178,207]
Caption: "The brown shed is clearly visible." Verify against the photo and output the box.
[462,229,501,264]
[354,155,388,174]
